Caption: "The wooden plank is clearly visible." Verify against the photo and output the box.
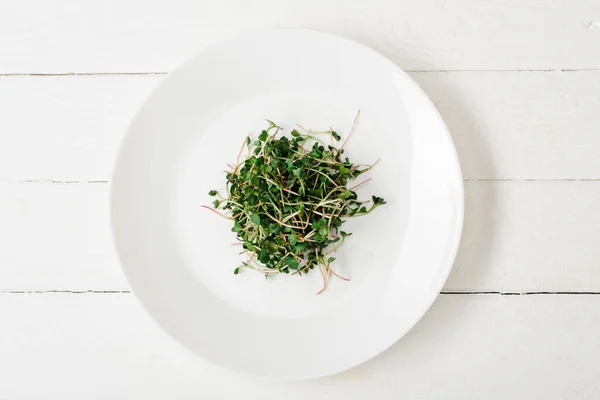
[413,70,600,180]
[1,180,600,292]
[0,293,599,399]
[448,180,600,292]
[0,75,160,181]
[0,182,125,290]
[1,71,600,181]
[0,0,599,73]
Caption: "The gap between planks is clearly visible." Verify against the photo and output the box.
[1,68,600,77]
[1,290,600,296]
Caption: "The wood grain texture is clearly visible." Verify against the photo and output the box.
[413,70,600,179]
[1,0,599,73]
[0,182,124,290]
[1,71,599,181]
[1,293,599,399]
[1,181,599,292]
[449,180,600,292]
[0,75,160,181]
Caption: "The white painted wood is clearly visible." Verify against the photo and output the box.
[413,71,600,180]
[1,71,600,181]
[0,182,125,290]
[448,180,600,292]
[2,181,599,292]
[1,0,599,73]
[1,293,599,399]
[0,75,161,181]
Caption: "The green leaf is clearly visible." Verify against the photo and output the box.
[259,249,270,264]
[265,239,279,252]
[294,242,307,252]
[319,227,328,236]
[288,234,297,245]
[311,218,327,230]
[327,257,336,263]
[265,119,280,132]
[231,223,243,233]
[291,129,301,137]
[331,131,341,141]
[258,130,268,141]
[208,190,218,196]
[250,213,261,225]
[372,195,387,205]
[234,267,240,275]
[339,190,352,199]
[285,256,299,270]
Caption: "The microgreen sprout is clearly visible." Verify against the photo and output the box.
[205,112,385,293]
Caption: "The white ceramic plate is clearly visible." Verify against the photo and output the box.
[111,29,463,380]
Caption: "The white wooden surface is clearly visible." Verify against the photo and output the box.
[2,71,600,180]
[2,294,600,399]
[1,0,600,398]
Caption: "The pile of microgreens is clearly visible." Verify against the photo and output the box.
[204,112,385,293]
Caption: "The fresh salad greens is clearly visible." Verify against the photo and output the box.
[205,113,385,293]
